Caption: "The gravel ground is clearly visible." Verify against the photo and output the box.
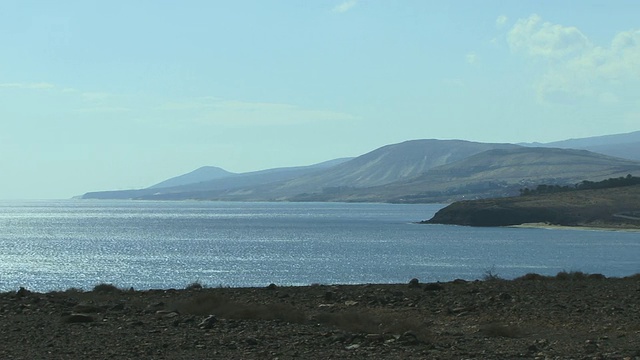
[1,274,639,359]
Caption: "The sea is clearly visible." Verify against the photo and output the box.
[0,200,638,292]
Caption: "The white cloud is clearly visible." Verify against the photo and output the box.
[333,0,357,13]
[508,14,590,60]
[73,106,131,113]
[0,82,55,89]
[507,14,640,104]
[161,97,359,126]
[496,15,508,29]
[81,92,112,102]
[466,52,478,65]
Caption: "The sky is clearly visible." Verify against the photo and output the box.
[1,1,640,199]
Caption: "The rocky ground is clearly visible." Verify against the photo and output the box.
[1,274,639,359]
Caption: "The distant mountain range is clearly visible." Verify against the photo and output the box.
[82,131,640,203]
[523,130,640,161]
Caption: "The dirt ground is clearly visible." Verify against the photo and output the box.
[1,273,639,359]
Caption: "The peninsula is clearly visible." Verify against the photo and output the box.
[424,178,640,229]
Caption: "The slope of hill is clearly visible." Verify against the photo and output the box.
[149,166,236,189]
[125,139,521,201]
[424,183,640,229]
[290,147,640,203]
[82,158,352,200]
[525,130,640,161]
[275,139,519,189]
[81,131,640,203]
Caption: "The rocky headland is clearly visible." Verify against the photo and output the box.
[424,184,640,229]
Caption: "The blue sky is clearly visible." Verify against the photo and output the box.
[1,1,640,199]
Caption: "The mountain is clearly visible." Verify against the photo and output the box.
[225,140,520,199]
[82,158,353,200]
[150,166,236,189]
[525,130,640,162]
[81,131,640,203]
[290,147,640,203]
[110,139,521,201]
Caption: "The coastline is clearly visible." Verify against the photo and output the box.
[510,222,640,232]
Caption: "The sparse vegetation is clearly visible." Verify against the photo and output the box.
[482,266,503,281]
[428,181,640,228]
[175,293,305,323]
[185,280,205,290]
[515,273,550,281]
[520,174,640,196]
[92,283,121,293]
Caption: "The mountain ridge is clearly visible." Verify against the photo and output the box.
[81,131,640,203]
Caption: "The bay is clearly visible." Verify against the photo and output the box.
[0,199,638,292]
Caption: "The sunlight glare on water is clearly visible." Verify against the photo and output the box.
[0,200,638,292]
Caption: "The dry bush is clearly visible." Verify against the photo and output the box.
[514,273,551,281]
[587,273,606,280]
[92,283,121,293]
[231,303,306,323]
[480,322,523,338]
[63,287,85,294]
[185,281,204,290]
[175,293,228,316]
[482,267,503,282]
[624,273,640,280]
[175,293,305,323]
[316,309,431,341]
[555,271,588,281]
[315,310,381,334]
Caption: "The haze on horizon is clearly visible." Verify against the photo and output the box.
[1,1,639,199]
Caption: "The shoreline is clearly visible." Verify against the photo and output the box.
[3,270,640,295]
[510,222,640,232]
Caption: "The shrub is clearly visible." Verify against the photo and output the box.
[315,309,431,342]
[482,267,503,282]
[514,273,550,281]
[185,281,204,290]
[92,283,121,293]
[555,271,588,281]
[175,294,305,323]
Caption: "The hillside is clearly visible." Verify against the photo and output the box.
[82,158,352,200]
[149,166,235,189]
[210,139,519,201]
[83,139,519,201]
[528,130,640,162]
[424,183,640,229]
[81,132,640,203]
[290,147,640,203]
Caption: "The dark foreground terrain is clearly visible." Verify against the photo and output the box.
[1,274,639,359]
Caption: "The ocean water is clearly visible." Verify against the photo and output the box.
[0,200,638,292]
